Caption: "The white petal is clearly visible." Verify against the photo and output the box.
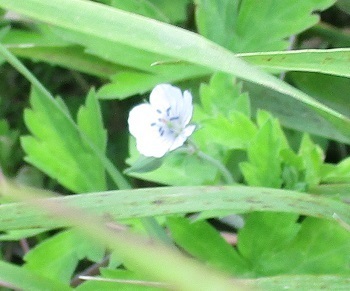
[169,135,187,151]
[183,124,196,137]
[128,103,157,138]
[169,125,196,151]
[150,84,183,117]
[180,90,193,126]
[137,134,174,158]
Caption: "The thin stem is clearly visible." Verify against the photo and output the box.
[196,150,235,184]
[0,43,171,245]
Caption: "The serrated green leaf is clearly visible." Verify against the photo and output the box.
[234,0,335,52]
[24,229,105,283]
[77,89,107,153]
[204,113,257,150]
[298,134,324,188]
[240,117,282,188]
[21,88,107,193]
[200,72,251,117]
[167,216,249,275]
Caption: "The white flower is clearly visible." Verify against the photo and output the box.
[128,84,196,158]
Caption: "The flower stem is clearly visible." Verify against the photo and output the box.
[196,150,235,184]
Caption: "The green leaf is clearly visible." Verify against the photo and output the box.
[0,185,350,231]
[195,0,239,50]
[148,0,191,24]
[247,275,350,290]
[167,216,249,275]
[200,72,251,117]
[244,80,350,144]
[110,0,169,22]
[289,72,350,118]
[0,260,71,291]
[77,89,107,153]
[238,212,300,274]
[240,49,350,78]
[203,114,257,150]
[126,148,217,186]
[298,134,324,189]
[2,0,350,146]
[24,229,105,283]
[262,217,350,275]
[234,0,335,52]
[124,155,163,174]
[321,158,350,184]
[2,29,120,78]
[21,88,107,193]
[240,116,282,188]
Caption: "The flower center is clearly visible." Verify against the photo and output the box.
[150,107,181,137]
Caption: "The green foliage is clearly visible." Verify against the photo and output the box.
[24,230,105,283]
[21,89,107,193]
[167,216,249,274]
[0,0,349,290]
[0,260,71,291]
[196,0,335,52]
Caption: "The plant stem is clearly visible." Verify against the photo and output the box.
[196,150,235,184]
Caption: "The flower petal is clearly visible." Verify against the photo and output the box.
[181,90,193,126]
[150,84,183,118]
[183,124,196,137]
[137,134,174,158]
[169,125,196,151]
[128,103,157,138]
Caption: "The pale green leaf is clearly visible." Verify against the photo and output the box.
[0,185,349,231]
[240,49,350,78]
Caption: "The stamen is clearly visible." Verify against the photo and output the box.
[150,122,156,126]
[166,107,171,117]
[158,127,165,136]
[156,109,162,114]
[170,116,179,121]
